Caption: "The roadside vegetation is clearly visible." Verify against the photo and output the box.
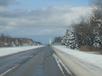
[53,0,102,52]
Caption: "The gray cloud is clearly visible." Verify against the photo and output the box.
[0,6,92,37]
[0,0,15,7]
[0,0,92,43]
[93,0,102,8]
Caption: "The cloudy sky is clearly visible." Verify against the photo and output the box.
[0,0,92,44]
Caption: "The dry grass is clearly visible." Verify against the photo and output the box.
[79,46,102,52]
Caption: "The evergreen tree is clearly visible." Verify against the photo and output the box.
[61,29,78,49]
[90,7,102,48]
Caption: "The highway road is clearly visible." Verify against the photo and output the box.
[0,46,67,76]
[0,46,101,76]
[53,47,102,76]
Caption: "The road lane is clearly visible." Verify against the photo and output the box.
[3,47,64,76]
[0,47,43,75]
[53,47,102,76]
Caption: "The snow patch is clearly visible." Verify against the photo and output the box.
[53,45,102,69]
[0,46,43,57]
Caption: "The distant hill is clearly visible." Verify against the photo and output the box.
[0,34,42,47]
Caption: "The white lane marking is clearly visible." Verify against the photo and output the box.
[53,54,73,76]
[54,55,66,76]
[0,64,19,76]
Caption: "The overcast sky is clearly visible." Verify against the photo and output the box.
[0,0,92,44]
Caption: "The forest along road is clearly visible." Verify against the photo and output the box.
[0,46,67,76]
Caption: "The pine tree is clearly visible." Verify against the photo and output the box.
[90,7,102,48]
[61,29,78,49]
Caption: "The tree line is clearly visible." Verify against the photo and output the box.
[0,34,41,47]
[53,0,102,50]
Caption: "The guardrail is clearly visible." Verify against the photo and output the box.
[52,47,102,76]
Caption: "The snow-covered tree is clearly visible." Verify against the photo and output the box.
[61,29,78,49]
[88,2,102,48]
[91,16,102,48]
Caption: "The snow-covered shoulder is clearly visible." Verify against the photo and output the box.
[52,45,102,68]
[0,45,44,57]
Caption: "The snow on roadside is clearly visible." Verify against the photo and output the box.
[53,45,102,69]
[0,46,43,57]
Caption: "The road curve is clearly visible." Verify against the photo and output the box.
[2,47,64,76]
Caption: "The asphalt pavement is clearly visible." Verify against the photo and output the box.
[0,46,65,76]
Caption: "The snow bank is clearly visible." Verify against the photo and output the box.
[53,45,102,69]
[0,46,43,57]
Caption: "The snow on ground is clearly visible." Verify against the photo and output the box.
[0,46,43,57]
[53,45,102,69]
